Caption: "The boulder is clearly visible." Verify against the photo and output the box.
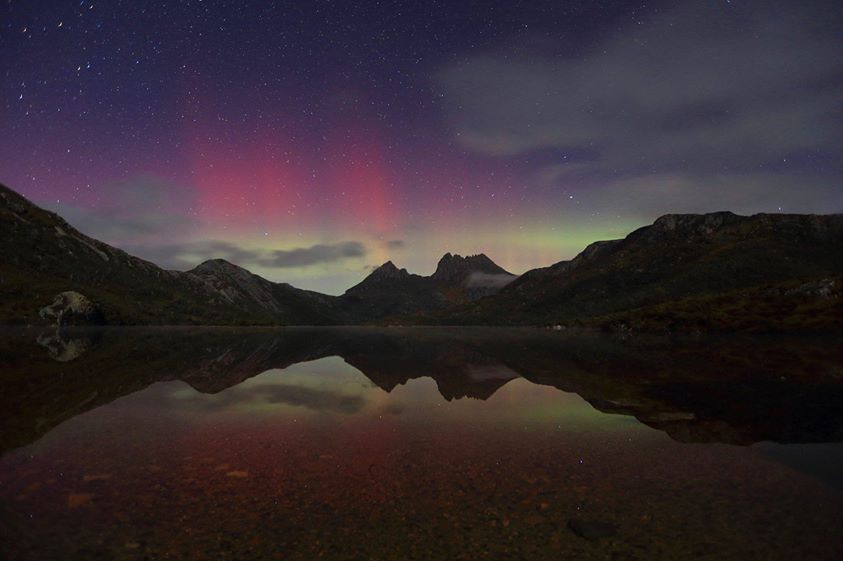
[39,291,104,325]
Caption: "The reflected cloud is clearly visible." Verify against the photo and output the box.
[172,381,367,415]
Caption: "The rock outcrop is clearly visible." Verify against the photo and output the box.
[39,291,103,326]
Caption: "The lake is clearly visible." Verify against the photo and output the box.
[1,327,841,560]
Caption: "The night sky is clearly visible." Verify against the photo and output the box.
[2,1,842,293]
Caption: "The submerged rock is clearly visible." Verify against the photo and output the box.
[39,291,104,326]
[567,518,619,541]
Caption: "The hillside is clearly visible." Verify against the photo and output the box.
[0,184,337,325]
[433,212,843,331]
[188,259,339,325]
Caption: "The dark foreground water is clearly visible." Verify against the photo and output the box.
[1,327,842,560]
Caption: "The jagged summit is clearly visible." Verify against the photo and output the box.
[432,252,511,283]
[339,252,516,320]
[351,253,514,289]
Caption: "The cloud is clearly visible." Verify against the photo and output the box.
[122,240,259,269]
[259,241,366,268]
[436,0,843,212]
[173,383,366,414]
[384,239,405,250]
[579,172,843,217]
[465,272,517,289]
[125,240,368,271]
[257,383,365,413]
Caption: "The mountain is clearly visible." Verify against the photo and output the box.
[3,181,841,331]
[0,183,513,326]
[335,261,438,321]
[432,252,517,299]
[188,259,338,325]
[431,252,512,284]
[0,183,336,325]
[345,261,417,291]
[335,254,516,322]
[436,211,843,331]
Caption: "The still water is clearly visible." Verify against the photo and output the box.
[1,327,841,560]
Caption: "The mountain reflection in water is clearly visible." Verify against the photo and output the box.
[1,327,841,560]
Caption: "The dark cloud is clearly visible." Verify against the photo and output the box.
[437,0,843,215]
[259,241,366,268]
[576,172,843,217]
[258,383,365,413]
[125,240,368,271]
[384,239,405,249]
[123,240,260,270]
[173,383,366,414]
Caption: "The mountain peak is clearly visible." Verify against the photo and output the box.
[432,253,510,283]
[191,258,246,275]
[344,260,416,298]
[364,261,411,282]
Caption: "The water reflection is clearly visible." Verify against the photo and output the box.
[2,327,842,454]
[1,327,842,560]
